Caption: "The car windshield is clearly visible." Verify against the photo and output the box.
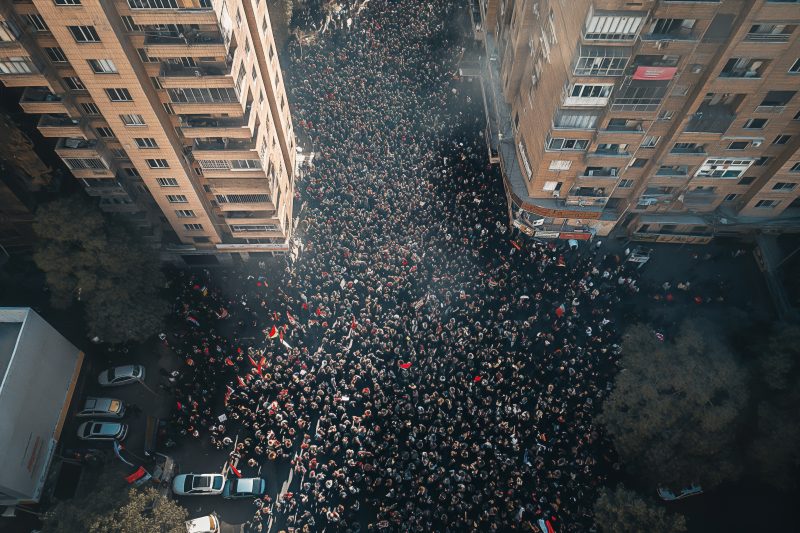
[184,476,193,492]
[82,424,94,437]
[85,398,97,409]
[212,476,223,490]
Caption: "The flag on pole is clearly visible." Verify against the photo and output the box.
[229,462,242,478]
[224,357,234,366]
[237,375,246,388]
[268,326,279,339]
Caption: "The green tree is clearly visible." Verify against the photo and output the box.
[594,486,686,533]
[748,325,800,489]
[41,467,187,533]
[32,196,168,343]
[599,321,748,490]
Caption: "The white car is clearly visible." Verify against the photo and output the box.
[77,421,128,441]
[77,397,125,418]
[186,513,220,533]
[98,365,145,387]
[172,473,225,496]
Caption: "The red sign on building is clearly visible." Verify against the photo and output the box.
[632,66,677,80]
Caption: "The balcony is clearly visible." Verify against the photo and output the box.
[670,144,706,155]
[683,189,718,206]
[180,115,251,139]
[19,87,67,114]
[744,29,793,43]
[0,62,46,87]
[685,103,736,134]
[159,62,233,89]
[566,187,610,207]
[641,19,699,41]
[192,138,256,158]
[171,100,244,116]
[127,6,216,25]
[588,148,630,158]
[55,138,104,158]
[580,167,618,178]
[37,114,85,138]
[655,165,690,177]
[563,95,611,107]
[144,31,226,57]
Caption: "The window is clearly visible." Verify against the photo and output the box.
[755,199,779,208]
[696,158,755,178]
[121,16,141,32]
[772,135,792,145]
[128,0,179,7]
[80,103,100,115]
[54,0,82,4]
[743,118,767,129]
[163,103,175,115]
[156,177,178,187]
[518,141,532,177]
[657,110,674,121]
[724,193,739,201]
[88,59,117,73]
[618,179,634,188]
[134,137,158,149]
[175,209,195,218]
[631,158,648,168]
[760,91,796,107]
[146,158,169,168]
[68,25,100,42]
[198,160,231,170]
[95,126,114,138]
[738,176,755,185]
[184,223,203,231]
[124,167,141,177]
[553,110,599,129]
[641,136,660,148]
[772,182,797,191]
[231,160,261,170]
[584,12,644,41]
[105,88,133,102]
[791,162,800,172]
[570,84,613,98]
[0,58,35,74]
[44,47,67,63]
[542,181,563,192]
[755,156,772,167]
[110,148,128,159]
[728,141,749,150]
[547,138,589,151]
[720,57,769,78]
[166,194,188,203]
[573,45,630,76]
[790,58,800,74]
[63,76,85,91]
[167,88,238,104]
[25,14,49,32]
[120,114,146,126]
[549,160,572,171]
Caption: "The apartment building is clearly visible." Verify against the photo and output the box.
[0,0,297,264]
[471,0,800,244]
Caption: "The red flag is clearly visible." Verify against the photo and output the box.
[229,462,242,478]
[315,308,324,316]
[248,355,258,367]
[555,305,565,318]
[399,362,412,369]
[176,401,183,410]
[473,376,482,383]
[279,329,284,341]
[351,316,357,329]
[224,357,234,366]
[268,326,278,339]
[237,375,246,388]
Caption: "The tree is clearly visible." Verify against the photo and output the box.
[32,196,168,343]
[594,486,686,533]
[599,321,748,490]
[41,467,187,533]
[747,325,800,489]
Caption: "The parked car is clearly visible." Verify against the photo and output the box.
[172,473,225,496]
[186,513,220,533]
[98,365,145,387]
[77,397,125,418]
[77,421,128,441]
[222,477,267,499]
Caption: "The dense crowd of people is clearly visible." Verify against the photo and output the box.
[165,1,646,531]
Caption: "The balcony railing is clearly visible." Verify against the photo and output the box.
[655,167,689,177]
[193,139,255,151]
[37,115,80,128]
[745,33,791,42]
[670,147,706,154]
[160,62,231,77]
[144,32,223,46]
[580,168,618,178]
[20,88,62,103]
[610,99,662,112]
[589,149,630,157]
[754,105,786,113]
[563,95,611,107]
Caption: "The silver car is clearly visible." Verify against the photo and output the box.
[77,397,126,418]
[97,365,145,387]
[77,421,128,441]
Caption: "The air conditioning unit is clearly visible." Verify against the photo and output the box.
[752,140,762,147]
[657,40,671,50]
[552,191,560,198]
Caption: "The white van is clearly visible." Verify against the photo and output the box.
[186,513,220,533]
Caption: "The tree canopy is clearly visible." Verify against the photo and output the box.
[599,321,748,490]
[594,485,686,533]
[32,196,168,343]
[41,467,187,533]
